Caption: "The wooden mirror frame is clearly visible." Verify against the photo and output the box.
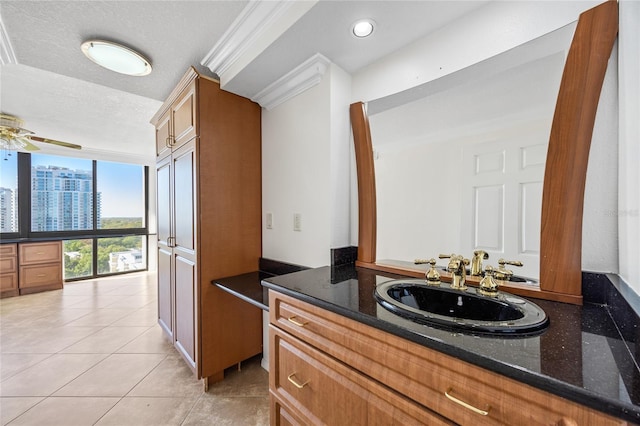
[350,0,618,305]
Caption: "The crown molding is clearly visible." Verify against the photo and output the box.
[201,0,317,85]
[0,16,18,65]
[252,53,330,110]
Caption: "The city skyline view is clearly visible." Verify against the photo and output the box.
[0,153,145,233]
[1,152,147,278]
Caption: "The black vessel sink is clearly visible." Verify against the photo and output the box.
[375,279,549,336]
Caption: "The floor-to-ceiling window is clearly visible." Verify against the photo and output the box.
[0,153,19,233]
[0,152,148,280]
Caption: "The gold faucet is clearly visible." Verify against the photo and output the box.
[494,259,523,281]
[470,250,489,276]
[439,254,470,290]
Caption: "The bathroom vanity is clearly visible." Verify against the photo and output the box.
[261,265,640,425]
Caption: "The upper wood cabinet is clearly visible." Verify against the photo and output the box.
[172,81,197,149]
[155,110,171,159]
[156,80,197,159]
[151,67,263,385]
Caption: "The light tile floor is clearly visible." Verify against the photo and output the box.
[0,272,269,426]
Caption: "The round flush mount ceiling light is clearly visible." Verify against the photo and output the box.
[352,19,375,38]
[81,40,152,76]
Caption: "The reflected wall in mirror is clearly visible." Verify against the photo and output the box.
[368,23,576,281]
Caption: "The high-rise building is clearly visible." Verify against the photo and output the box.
[31,165,101,231]
[0,187,16,232]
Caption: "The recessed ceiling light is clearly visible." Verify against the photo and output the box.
[81,40,152,76]
[352,19,375,38]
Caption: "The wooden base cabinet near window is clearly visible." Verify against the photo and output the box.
[1,241,63,298]
[152,67,263,386]
[269,290,627,425]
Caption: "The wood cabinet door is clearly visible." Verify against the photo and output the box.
[156,110,171,159]
[172,81,197,150]
[175,254,196,369]
[172,142,196,255]
[171,140,197,371]
[156,154,174,340]
[156,156,172,252]
[157,246,173,340]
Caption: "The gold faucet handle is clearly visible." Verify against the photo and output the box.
[479,266,499,295]
[438,253,454,260]
[424,258,441,285]
[414,258,432,264]
[497,259,523,267]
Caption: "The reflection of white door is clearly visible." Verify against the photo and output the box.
[461,130,547,280]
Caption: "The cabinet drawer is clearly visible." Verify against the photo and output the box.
[19,263,62,289]
[270,291,626,426]
[1,244,17,257]
[270,395,308,426]
[1,255,17,274]
[19,241,62,265]
[1,273,18,293]
[270,326,452,426]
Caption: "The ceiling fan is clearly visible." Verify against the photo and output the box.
[0,113,82,152]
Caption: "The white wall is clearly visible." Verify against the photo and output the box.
[262,64,351,267]
[618,0,640,294]
[582,47,619,274]
[329,65,352,250]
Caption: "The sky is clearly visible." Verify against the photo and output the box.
[0,152,144,218]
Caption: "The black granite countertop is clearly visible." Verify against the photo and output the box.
[213,271,273,311]
[261,264,640,424]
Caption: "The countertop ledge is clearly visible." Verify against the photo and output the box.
[261,265,640,424]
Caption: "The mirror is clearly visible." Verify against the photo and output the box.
[365,23,577,282]
[351,0,618,304]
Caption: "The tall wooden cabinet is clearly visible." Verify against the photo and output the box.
[152,67,263,384]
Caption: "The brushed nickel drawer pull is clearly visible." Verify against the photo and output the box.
[445,388,490,416]
[287,316,307,327]
[287,373,309,389]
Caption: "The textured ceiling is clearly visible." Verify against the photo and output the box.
[1,0,248,101]
[0,0,489,161]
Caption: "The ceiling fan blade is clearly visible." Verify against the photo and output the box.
[23,139,41,151]
[29,136,82,150]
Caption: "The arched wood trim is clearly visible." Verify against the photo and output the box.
[350,1,618,304]
[540,0,618,298]
[350,102,376,263]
